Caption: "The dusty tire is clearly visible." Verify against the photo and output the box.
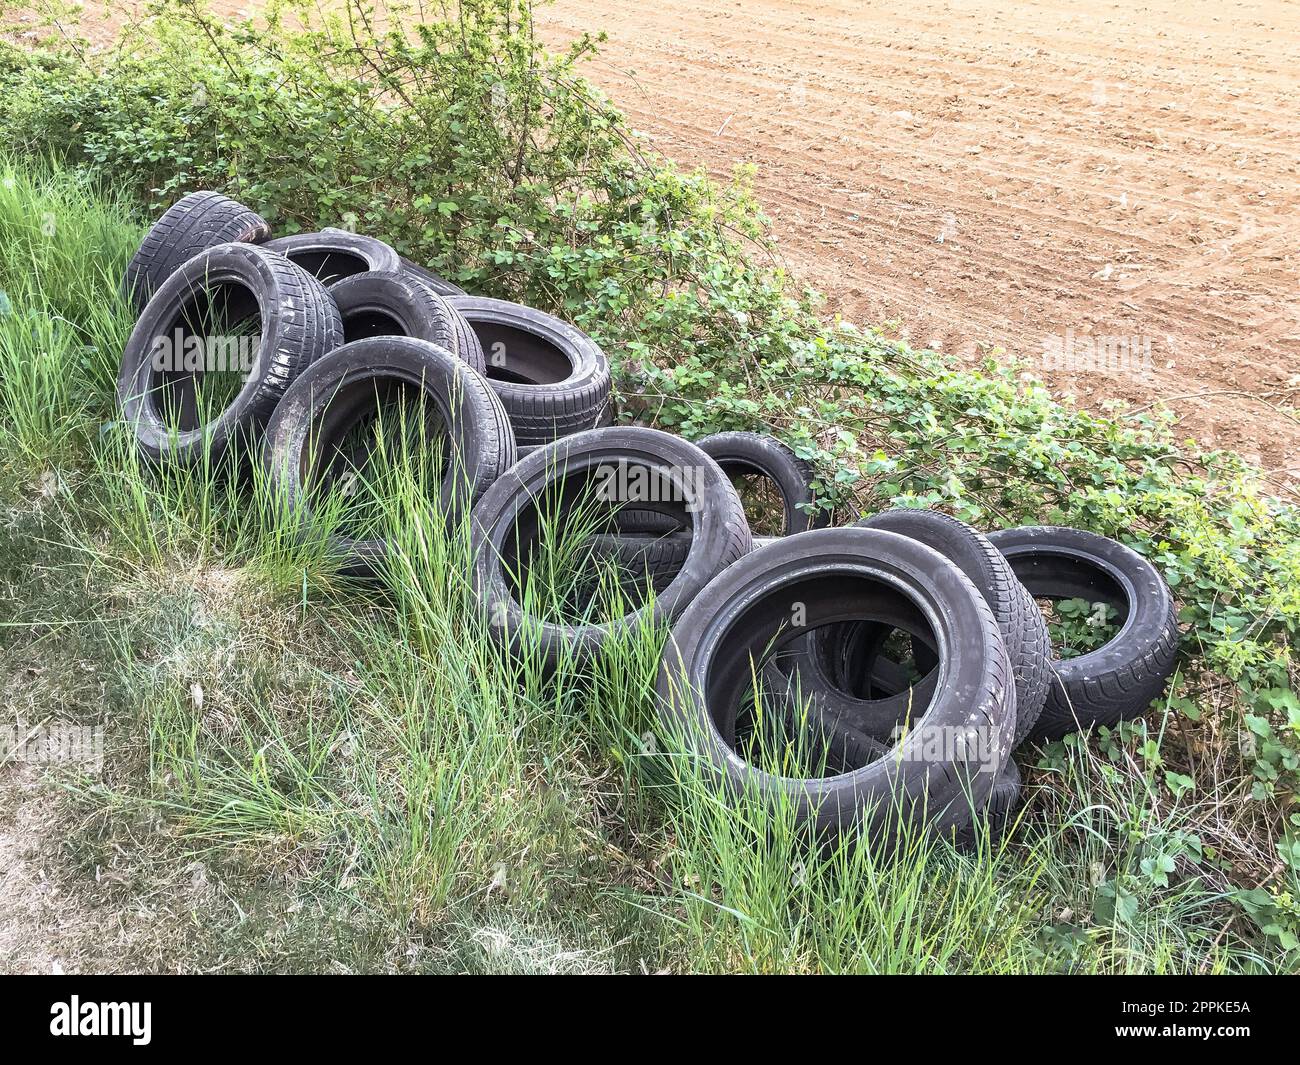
[988,526,1179,742]
[263,229,401,287]
[449,296,612,446]
[656,528,1016,838]
[860,509,1052,747]
[264,336,515,576]
[117,242,341,466]
[123,191,270,312]
[471,427,751,664]
[329,271,486,374]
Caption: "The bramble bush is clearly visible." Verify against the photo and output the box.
[2,0,1297,958]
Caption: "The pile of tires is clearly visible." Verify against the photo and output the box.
[116,193,612,565]
[117,192,1180,847]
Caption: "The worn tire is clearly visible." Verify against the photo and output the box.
[263,229,401,288]
[698,431,829,534]
[263,336,515,576]
[117,242,341,466]
[988,526,1179,742]
[449,296,612,446]
[657,528,1016,838]
[472,427,751,664]
[861,509,1052,748]
[123,191,270,312]
[330,271,487,374]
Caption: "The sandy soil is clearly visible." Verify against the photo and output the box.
[11,0,1300,478]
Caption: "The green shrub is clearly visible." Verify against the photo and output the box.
[1,0,1297,963]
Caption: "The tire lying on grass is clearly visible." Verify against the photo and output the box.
[123,191,271,312]
[329,271,486,374]
[117,242,341,466]
[263,335,516,576]
[656,528,1016,838]
[471,426,751,664]
[765,509,1053,753]
[449,296,612,447]
[988,526,1179,742]
[263,229,401,287]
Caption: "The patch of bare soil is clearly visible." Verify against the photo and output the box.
[0,767,93,973]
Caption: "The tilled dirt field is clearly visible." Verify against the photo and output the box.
[538,0,1300,482]
[16,0,1300,480]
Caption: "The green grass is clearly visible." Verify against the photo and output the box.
[0,160,1293,974]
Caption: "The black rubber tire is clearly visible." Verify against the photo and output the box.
[472,427,751,664]
[123,191,270,312]
[697,431,829,535]
[861,509,1053,748]
[988,526,1179,742]
[656,528,1016,838]
[449,296,612,446]
[584,532,693,595]
[448,306,487,375]
[329,271,487,375]
[117,242,342,466]
[399,255,466,297]
[264,336,515,577]
[262,229,401,288]
[616,432,829,536]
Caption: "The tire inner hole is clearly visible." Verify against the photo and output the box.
[501,460,695,623]
[150,279,261,432]
[709,574,939,779]
[1003,550,1129,660]
[306,378,451,540]
[284,249,371,286]
[341,307,406,344]
[467,321,573,385]
[720,463,787,537]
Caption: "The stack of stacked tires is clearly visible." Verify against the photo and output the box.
[118,192,1180,848]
